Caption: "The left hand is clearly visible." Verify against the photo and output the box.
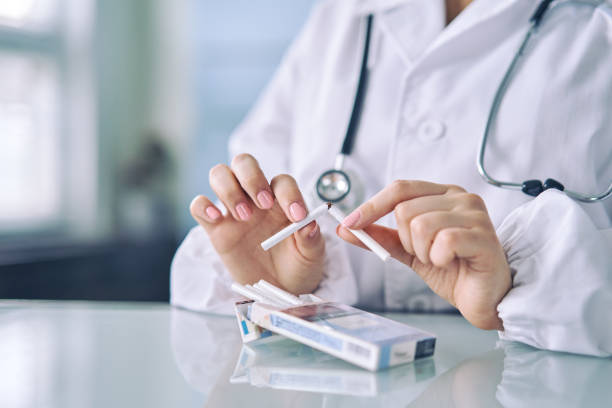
[337,180,511,330]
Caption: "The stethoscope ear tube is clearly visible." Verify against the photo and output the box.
[341,14,374,156]
[530,0,555,26]
[315,15,374,207]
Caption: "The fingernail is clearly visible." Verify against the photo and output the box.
[235,202,251,221]
[308,223,319,239]
[257,190,274,209]
[205,206,221,220]
[289,202,307,222]
[191,196,206,218]
[342,210,361,228]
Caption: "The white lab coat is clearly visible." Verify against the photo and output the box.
[171,0,612,356]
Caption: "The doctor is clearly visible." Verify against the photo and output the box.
[171,0,612,355]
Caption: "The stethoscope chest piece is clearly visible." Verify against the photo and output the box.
[313,166,364,213]
[316,169,351,203]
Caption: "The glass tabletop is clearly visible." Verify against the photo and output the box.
[0,300,609,407]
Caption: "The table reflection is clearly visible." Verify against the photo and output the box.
[408,342,612,407]
[496,341,612,407]
[171,308,612,407]
[230,339,436,397]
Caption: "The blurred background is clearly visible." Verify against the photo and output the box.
[0,0,314,301]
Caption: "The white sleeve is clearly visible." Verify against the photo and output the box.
[170,226,241,315]
[496,190,612,356]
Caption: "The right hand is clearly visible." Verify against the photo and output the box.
[189,153,326,295]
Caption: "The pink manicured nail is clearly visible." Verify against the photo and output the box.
[235,202,251,221]
[257,190,274,209]
[342,210,361,228]
[205,206,221,220]
[289,202,307,221]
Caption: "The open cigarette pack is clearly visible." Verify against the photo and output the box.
[232,281,436,371]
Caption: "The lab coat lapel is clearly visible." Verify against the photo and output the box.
[410,0,532,75]
[353,0,446,67]
[354,0,421,15]
[369,0,533,73]
[430,0,521,48]
[377,0,447,67]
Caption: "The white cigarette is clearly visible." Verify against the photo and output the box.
[247,284,291,307]
[231,283,268,303]
[261,203,331,251]
[328,206,390,262]
[256,280,303,306]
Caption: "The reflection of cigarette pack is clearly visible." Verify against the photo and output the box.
[230,338,436,396]
[233,285,436,371]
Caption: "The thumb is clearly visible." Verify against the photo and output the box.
[293,220,326,261]
[336,224,414,265]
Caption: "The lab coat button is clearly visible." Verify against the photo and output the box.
[418,120,445,142]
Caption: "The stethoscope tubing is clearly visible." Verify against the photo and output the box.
[477,0,612,202]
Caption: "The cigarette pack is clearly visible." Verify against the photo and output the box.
[233,290,435,371]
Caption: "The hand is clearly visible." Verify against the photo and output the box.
[190,154,325,295]
[337,180,511,330]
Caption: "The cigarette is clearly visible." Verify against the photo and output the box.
[231,283,269,303]
[261,203,331,251]
[255,280,303,306]
[328,206,390,262]
[247,284,292,307]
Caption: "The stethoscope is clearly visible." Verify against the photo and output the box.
[315,14,374,207]
[316,0,612,206]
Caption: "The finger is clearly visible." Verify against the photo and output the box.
[230,153,275,210]
[209,163,253,221]
[336,224,414,265]
[270,174,308,222]
[392,195,457,257]
[454,192,488,212]
[394,194,456,222]
[409,211,485,264]
[293,220,325,261]
[190,195,223,231]
[396,219,415,259]
[392,193,482,256]
[343,180,454,229]
[429,227,495,268]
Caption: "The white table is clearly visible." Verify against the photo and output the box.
[0,300,609,407]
